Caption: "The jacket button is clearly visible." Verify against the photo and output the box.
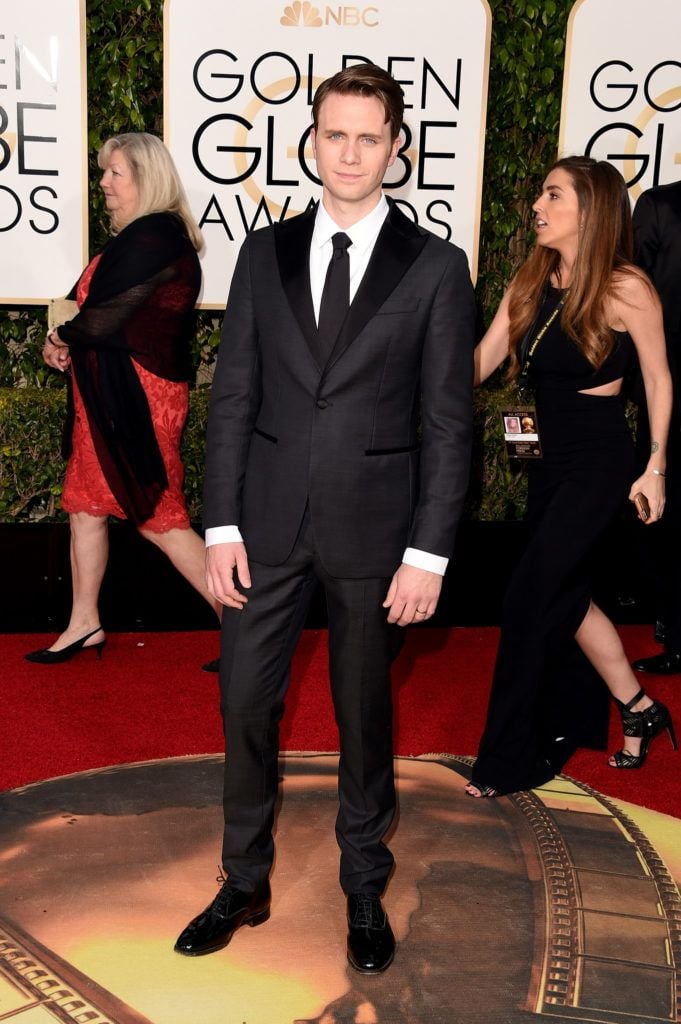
[316,399,329,409]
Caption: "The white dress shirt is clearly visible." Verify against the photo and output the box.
[205,195,448,576]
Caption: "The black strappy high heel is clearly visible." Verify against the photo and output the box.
[465,782,499,798]
[610,687,678,768]
[25,627,106,664]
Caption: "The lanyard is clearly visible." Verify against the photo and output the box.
[518,290,567,395]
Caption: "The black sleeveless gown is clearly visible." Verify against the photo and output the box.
[472,290,636,794]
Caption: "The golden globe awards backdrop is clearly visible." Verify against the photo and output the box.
[164,0,491,307]
[0,0,87,304]
[559,0,681,201]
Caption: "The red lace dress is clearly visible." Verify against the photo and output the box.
[61,254,191,531]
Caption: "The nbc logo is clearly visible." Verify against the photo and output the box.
[281,1,323,26]
[281,1,379,26]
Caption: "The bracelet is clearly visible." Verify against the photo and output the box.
[651,469,665,477]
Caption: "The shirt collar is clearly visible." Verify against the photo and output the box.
[312,195,389,254]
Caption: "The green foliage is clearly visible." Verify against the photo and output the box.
[0,389,68,519]
[179,388,211,520]
[467,379,528,521]
[0,387,210,522]
[478,0,571,321]
[86,0,165,249]
[0,383,534,522]
[0,0,574,520]
[0,309,54,388]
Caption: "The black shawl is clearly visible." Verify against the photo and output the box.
[59,213,201,525]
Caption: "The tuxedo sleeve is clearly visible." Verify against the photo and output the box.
[407,245,475,558]
[203,236,262,530]
[632,190,661,278]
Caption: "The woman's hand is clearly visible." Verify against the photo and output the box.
[629,470,665,524]
[42,330,71,372]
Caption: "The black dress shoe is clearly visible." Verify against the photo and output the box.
[201,658,220,673]
[346,893,395,974]
[632,651,681,675]
[174,880,271,956]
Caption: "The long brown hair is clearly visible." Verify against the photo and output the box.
[507,156,634,378]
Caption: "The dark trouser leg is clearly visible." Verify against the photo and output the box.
[662,421,681,652]
[635,368,681,651]
[219,536,317,891]
[317,559,401,895]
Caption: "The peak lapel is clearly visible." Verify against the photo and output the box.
[326,202,429,369]
[273,206,320,365]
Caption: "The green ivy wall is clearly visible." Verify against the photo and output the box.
[0,0,571,521]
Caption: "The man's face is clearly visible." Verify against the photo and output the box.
[311,91,400,222]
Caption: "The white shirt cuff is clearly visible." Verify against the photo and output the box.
[402,547,448,576]
[205,525,243,547]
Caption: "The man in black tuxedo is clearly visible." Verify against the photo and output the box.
[630,181,681,675]
[175,64,475,972]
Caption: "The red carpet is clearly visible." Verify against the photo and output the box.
[5,626,680,817]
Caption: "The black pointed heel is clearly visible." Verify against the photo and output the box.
[610,687,678,768]
[465,782,499,798]
[25,628,106,665]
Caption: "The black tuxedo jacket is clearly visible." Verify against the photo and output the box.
[634,181,681,344]
[204,200,476,578]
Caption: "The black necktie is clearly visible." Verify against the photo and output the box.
[317,232,352,364]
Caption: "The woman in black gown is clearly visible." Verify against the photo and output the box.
[467,156,676,798]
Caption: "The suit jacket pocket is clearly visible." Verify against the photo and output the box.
[374,297,421,316]
[364,444,420,456]
[253,426,278,444]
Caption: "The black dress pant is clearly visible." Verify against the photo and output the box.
[218,516,401,895]
[635,346,681,653]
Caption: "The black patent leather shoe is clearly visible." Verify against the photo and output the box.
[346,893,395,974]
[632,651,681,675]
[201,658,220,673]
[174,880,271,956]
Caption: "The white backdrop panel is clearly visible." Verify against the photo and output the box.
[0,0,87,304]
[165,0,491,307]
[560,0,681,201]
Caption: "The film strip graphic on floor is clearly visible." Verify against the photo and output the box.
[514,777,680,1024]
[444,754,679,1024]
[0,915,153,1024]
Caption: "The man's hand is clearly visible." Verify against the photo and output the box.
[206,541,251,609]
[383,563,442,626]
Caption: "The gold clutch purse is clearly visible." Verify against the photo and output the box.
[47,297,78,333]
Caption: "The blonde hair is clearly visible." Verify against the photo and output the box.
[507,156,636,378]
[98,132,203,251]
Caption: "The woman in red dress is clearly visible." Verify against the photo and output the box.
[26,133,219,663]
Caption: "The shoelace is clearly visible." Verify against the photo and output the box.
[350,894,384,930]
[212,868,234,915]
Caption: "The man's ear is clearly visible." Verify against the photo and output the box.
[388,131,402,166]
[310,127,317,158]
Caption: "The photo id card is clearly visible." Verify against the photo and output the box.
[501,407,542,459]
